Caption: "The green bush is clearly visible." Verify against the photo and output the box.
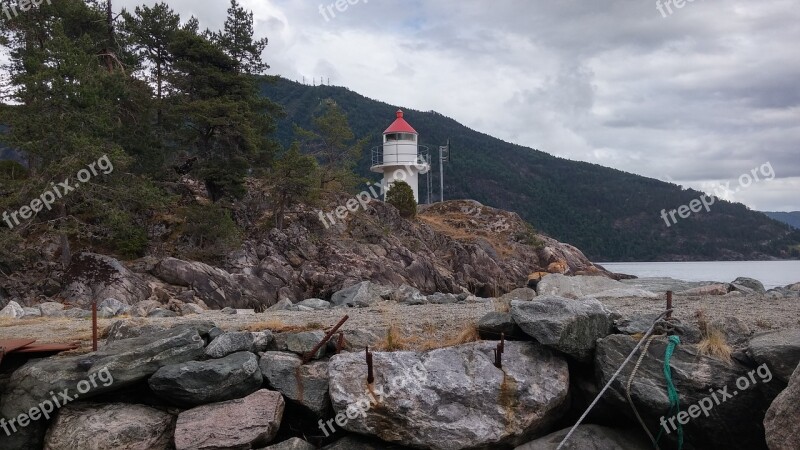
[0,160,28,181]
[182,204,242,262]
[386,180,417,219]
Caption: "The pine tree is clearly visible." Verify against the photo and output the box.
[214,0,270,75]
[271,143,320,230]
[386,180,417,219]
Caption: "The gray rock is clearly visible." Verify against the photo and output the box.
[596,334,783,450]
[259,352,330,416]
[208,327,224,340]
[328,341,569,450]
[678,283,731,296]
[205,331,274,358]
[61,308,92,319]
[42,278,61,297]
[477,311,525,340]
[22,307,42,318]
[59,252,151,308]
[511,296,614,362]
[330,281,392,307]
[0,326,205,449]
[98,298,129,318]
[220,307,237,315]
[748,328,800,383]
[296,298,331,310]
[731,277,766,294]
[515,424,650,450]
[500,287,537,302]
[292,305,315,312]
[620,277,721,293]
[321,435,412,449]
[614,313,701,344]
[261,437,316,450]
[174,389,284,450]
[268,299,294,311]
[149,351,263,406]
[426,292,459,304]
[0,300,24,319]
[180,302,204,315]
[538,274,657,299]
[38,302,66,317]
[42,403,175,450]
[104,319,215,343]
[147,308,177,318]
[130,300,162,317]
[391,284,427,305]
[273,330,327,359]
[764,363,800,450]
[711,316,752,347]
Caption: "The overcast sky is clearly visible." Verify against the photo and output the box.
[117,0,799,211]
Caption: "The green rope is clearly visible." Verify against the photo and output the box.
[656,336,683,450]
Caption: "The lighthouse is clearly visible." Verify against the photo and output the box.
[370,110,430,203]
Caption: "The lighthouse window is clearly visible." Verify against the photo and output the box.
[386,133,399,141]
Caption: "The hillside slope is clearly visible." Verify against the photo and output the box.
[262,77,800,261]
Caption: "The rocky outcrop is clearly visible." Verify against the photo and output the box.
[536,274,657,299]
[327,341,570,450]
[732,277,767,294]
[748,328,800,383]
[151,257,278,310]
[43,403,175,450]
[174,389,284,450]
[764,363,800,450]
[148,351,263,406]
[596,334,783,450]
[0,325,205,449]
[259,352,330,416]
[330,281,392,307]
[59,252,150,307]
[515,424,650,450]
[511,296,614,362]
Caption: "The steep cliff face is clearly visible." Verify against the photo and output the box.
[222,198,606,303]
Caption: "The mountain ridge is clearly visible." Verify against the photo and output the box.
[261,77,800,261]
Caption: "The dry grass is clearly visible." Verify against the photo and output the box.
[695,309,732,364]
[377,322,482,352]
[493,298,511,313]
[241,319,324,333]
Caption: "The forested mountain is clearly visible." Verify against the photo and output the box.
[263,78,800,261]
[764,212,800,230]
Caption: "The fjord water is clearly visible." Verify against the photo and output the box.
[599,261,800,289]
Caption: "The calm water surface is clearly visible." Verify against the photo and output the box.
[598,261,800,289]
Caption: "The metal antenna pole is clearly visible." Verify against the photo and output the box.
[440,146,445,203]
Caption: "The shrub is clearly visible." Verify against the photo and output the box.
[386,180,417,219]
[181,204,242,262]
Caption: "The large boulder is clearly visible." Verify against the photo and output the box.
[174,389,285,450]
[327,341,569,450]
[259,352,330,416]
[596,334,784,450]
[748,329,800,383]
[42,403,175,450]
[272,330,327,360]
[0,300,24,318]
[59,252,151,307]
[621,277,720,294]
[330,281,392,307]
[511,296,614,362]
[514,424,650,450]
[104,319,215,343]
[731,277,766,294]
[262,438,316,450]
[477,311,526,340]
[152,257,279,310]
[0,326,205,449]
[764,363,800,450]
[537,274,657,299]
[321,435,412,449]
[500,287,538,302]
[149,352,263,406]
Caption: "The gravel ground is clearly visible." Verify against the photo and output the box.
[1,294,797,355]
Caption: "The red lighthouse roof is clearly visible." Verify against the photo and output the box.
[384,110,418,134]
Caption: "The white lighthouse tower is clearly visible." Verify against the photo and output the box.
[370,110,430,203]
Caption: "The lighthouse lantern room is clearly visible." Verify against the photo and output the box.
[370,110,430,203]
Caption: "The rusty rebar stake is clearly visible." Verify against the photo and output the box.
[92,301,98,352]
[666,291,673,320]
[302,314,349,364]
[499,332,505,354]
[335,332,345,354]
[366,346,375,384]
[494,348,502,369]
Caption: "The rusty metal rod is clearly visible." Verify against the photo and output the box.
[499,332,505,354]
[302,314,349,364]
[366,346,375,384]
[92,301,98,352]
[335,332,345,354]
[494,347,502,369]
[666,291,673,320]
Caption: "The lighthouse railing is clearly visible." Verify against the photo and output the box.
[371,145,430,169]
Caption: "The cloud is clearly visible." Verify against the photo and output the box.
[112,0,800,211]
